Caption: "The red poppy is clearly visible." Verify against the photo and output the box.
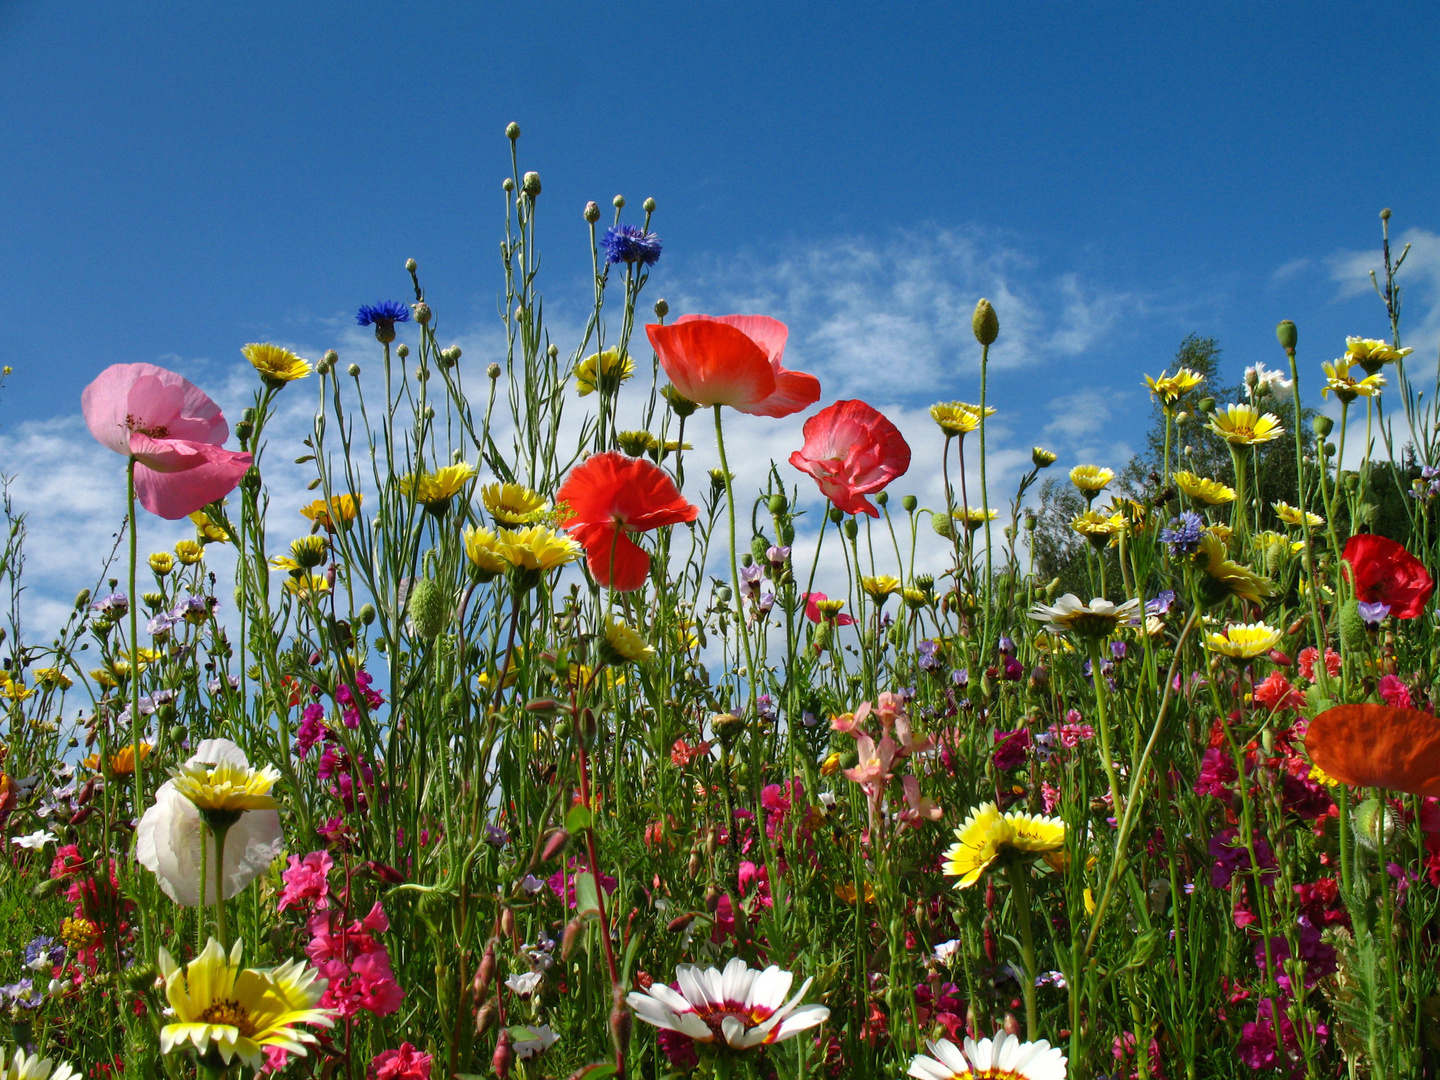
[1306,703,1440,797]
[800,592,855,625]
[788,399,911,517]
[1342,533,1434,619]
[555,452,699,591]
[645,314,820,418]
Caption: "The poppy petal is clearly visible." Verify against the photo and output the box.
[577,524,652,592]
[646,321,775,409]
[737,368,823,419]
[132,446,253,520]
[680,314,789,366]
[1306,703,1440,797]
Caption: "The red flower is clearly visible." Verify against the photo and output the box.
[645,314,820,418]
[555,452,700,591]
[788,399,911,517]
[801,592,855,625]
[1306,703,1440,797]
[1342,533,1434,619]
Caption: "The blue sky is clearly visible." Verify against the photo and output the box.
[0,1,1437,632]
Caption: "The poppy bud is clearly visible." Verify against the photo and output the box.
[407,577,449,639]
[932,514,954,539]
[584,201,601,223]
[493,1029,514,1079]
[542,829,570,862]
[1196,397,1215,414]
[561,915,585,960]
[1276,320,1297,353]
[1352,797,1396,851]
[843,519,858,540]
[359,603,376,625]
[902,495,917,512]
[1338,599,1367,652]
[972,298,999,346]
[768,493,788,515]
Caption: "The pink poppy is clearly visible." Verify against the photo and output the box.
[801,592,855,625]
[82,363,252,519]
[788,399,910,517]
[646,314,820,418]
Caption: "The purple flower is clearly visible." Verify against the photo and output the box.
[1146,589,1176,615]
[600,224,662,266]
[1210,827,1277,889]
[91,592,128,616]
[917,639,942,672]
[997,636,1016,657]
[1356,600,1390,626]
[739,563,763,599]
[1159,512,1204,553]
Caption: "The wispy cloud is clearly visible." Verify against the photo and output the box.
[1327,228,1440,355]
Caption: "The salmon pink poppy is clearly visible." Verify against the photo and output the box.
[555,451,700,591]
[1306,703,1440,797]
[1342,533,1434,619]
[82,363,252,520]
[788,399,911,517]
[646,315,820,418]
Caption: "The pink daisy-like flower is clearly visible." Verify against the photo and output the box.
[627,957,830,1051]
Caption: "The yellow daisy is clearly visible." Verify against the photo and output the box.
[861,575,901,598]
[1208,403,1284,445]
[603,618,655,664]
[1193,532,1273,605]
[1204,622,1282,659]
[481,481,548,526]
[158,938,333,1070]
[1172,470,1235,505]
[463,525,509,578]
[398,463,476,511]
[170,757,282,814]
[1145,367,1204,405]
[299,493,361,532]
[1069,465,1114,495]
[1070,510,1125,548]
[574,348,634,396]
[1272,501,1323,529]
[952,507,999,531]
[284,574,330,600]
[241,343,313,386]
[497,525,582,572]
[189,511,231,545]
[941,803,1065,889]
[929,401,994,437]
[1321,361,1384,401]
[174,539,205,565]
[1345,336,1412,372]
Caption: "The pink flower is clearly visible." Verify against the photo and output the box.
[1297,646,1340,681]
[801,592,855,625]
[1378,673,1414,709]
[81,363,252,519]
[900,774,942,823]
[1253,670,1304,712]
[371,1044,433,1080]
[788,399,911,517]
[278,850,333,912]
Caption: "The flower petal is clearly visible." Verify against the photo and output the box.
[646,320,775,409]
[1307,703,1440,797]
[132,446,252,520]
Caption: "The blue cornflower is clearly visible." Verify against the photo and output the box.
[356,300,412,344]
[1357,601,1391,626]
[600,225,663,267]
[24,936,62,971]
[1159,511,1205,554]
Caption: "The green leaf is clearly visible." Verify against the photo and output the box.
[575,871,601,917]
[565,804,594,833]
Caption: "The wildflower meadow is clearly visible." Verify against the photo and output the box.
[5,127,1440,1080]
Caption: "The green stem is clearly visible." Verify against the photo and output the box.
[125,459,153,964]
[714,406,758,718]
[1005,858,1040,1040]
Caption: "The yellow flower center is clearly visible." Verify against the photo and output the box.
[199,999,257,1036]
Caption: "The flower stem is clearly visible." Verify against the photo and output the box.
[714,406,758,719]
[1004,858,1040,1040]
[1086,638,1124,819]
[212,822,230,949]
[125,458,153,963]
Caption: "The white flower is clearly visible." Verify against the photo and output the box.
[627,957,830,1051]
[513,1024,559,1060]
[908,1032,1067,1080]
[1028,594,1141,638]
[0,1047,79,1080]
[505,970,544,997]
[1245,361,1293,397]
[135,739,284,906]
[932,938,961,964]
[11,830,56,850]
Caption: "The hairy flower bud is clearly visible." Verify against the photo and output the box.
[972,298,999,346]
[1276,320,1297,353]
[542,829,570,862]
[407,577,449,639]
[522,172,542,197]
[505,121,521,140]
[584,201,601,223]
[654,298,669,319]
[642,197,656,213]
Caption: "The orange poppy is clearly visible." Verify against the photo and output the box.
[645,314,820,418]
[1305,703,1440,797]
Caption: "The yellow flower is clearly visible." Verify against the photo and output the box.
[901,587,931,609]
[299,493,361,532]
[1321,361,1384,401]
[574,348,634,396]
[952,506,999,531]
[1070,510,1125,548]
[1272,501,1323,529]
[481,482,549,526]
[616,430,659,457]
[1204,622,1282,659]
[60,916,99,952]
[284,574,330,600]
[32,667,72,691]
[83,742,152,778]
[820,751,842,776]
[149,552,175,576]
[1173,471,1235,505]
[834,881,876,904]
[861,575,901,598]
[1309,762,1341,787]
[1029,594,1141,639]
[929,401,995,437]
[174,540,205,565]
[497,525,582,572]
[157,937,333,1070]
[462,526,507,579]
[270,534,330,574]
[1208,403,1284,445]
[1193,532,1273,605]
[1145,367,1204,405]
[604,619,655,664]
[90,668,118,690]
[1069,465,1114,494]
[814,598,847,621]
[241,343,313,387]
[171,755,281,814]
[189,511,230,545]
[941,802,1065,889]
[1344,336,1412,371]
[399,463,476,510]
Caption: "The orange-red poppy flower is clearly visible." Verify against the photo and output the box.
[645,314,820,418]
[555,452,700,591]
[1306,703,1440,797]
[1342,533,1434,619]
[788,399,911,517]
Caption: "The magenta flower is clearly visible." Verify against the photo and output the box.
[82,363,252,519]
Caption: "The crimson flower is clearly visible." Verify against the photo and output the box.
[788,399,910,517]
[801,592,855,626]
[1342,533,1434,619]
[555,452,699,591]
[82,363,252,519]
[646,314,820,418]
[1307,703,1440,797]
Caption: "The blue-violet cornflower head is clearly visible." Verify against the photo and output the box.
[357,301,411,343]
[601,224,663,267]
[1357,601,1391,626]
[1159,512,1205,553]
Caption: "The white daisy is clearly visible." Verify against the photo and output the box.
[10,830,56,850]
[908,1032,1067,1080]
[627,956,830,1051]
[0,1047,79,1080]
[1028,594,1141,638]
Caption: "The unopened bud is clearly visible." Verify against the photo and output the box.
[1276,320,1297,352]
[562,916,584,960]
[475,999,498,1034]
[493,1029,514,1079]
[505,122,521,140]
[347,363,360,377]
[584,201,601,223]
[972,298,999,346]
[1032,446,1057,468]
[542,829,570,862]
[1312,415,1334,438]
[522,172,541,197]
[654,298,669,319]
[643,197,656,213]
[613,194,625,208]
[412,302,431,325]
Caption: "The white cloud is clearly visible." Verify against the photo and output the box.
[1327,227,1440,356]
